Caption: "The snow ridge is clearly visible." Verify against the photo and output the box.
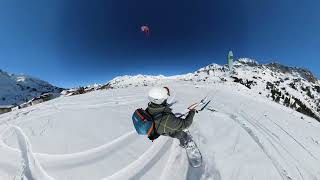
[0,69,62,107]
[103,59,319,121]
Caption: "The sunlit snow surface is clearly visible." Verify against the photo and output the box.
[1,81,320,180]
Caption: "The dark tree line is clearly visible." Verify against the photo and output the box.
[266,82,320,122]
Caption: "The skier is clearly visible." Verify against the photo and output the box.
[132,86,206,167]
[145,87,196,148]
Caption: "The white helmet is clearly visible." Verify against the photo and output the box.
[148,87,170,104]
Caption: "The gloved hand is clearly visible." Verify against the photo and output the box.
[190,109,198,114]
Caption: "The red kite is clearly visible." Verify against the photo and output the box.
[141,25,150,36]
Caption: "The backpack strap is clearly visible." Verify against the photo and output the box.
[147,122,155,137]
[148,111,171,141]
[153,112,163,120]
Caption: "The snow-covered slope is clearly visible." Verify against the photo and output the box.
[106,59,320,121]
[0,70,62,106]
[1,80,320,180]
[1,60,319,180]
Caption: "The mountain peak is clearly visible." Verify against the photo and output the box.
[265,62,318,83]
[235,58,259,66]
[197,63,223,72]
[0,69,62,106]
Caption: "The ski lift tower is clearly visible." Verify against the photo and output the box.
[228,51,234,73]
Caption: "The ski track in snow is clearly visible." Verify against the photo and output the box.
[224,111,292,180]
[103,137,172,180]
[1,110,318,180]
[0,115,312,180]
[159,141,188,180]
[242,110,320,179]
[216,106,319,180]
[1,83,320,180]
[12,125,56,180]
[263,114,318,161]
[1,130,138,170]
[1,127,173,180]
[38,131,138,169]
[1,121,219,180]
[1,126,190,180]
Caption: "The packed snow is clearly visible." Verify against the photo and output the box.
[1,78,320,180]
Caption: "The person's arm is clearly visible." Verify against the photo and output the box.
[182,109,196,128]
[161,110,196,133]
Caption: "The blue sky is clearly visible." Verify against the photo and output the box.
[0,0,319,88]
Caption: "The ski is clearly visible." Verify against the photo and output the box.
[184,130,203,168]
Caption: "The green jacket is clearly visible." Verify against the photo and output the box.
[146,102,195,136]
